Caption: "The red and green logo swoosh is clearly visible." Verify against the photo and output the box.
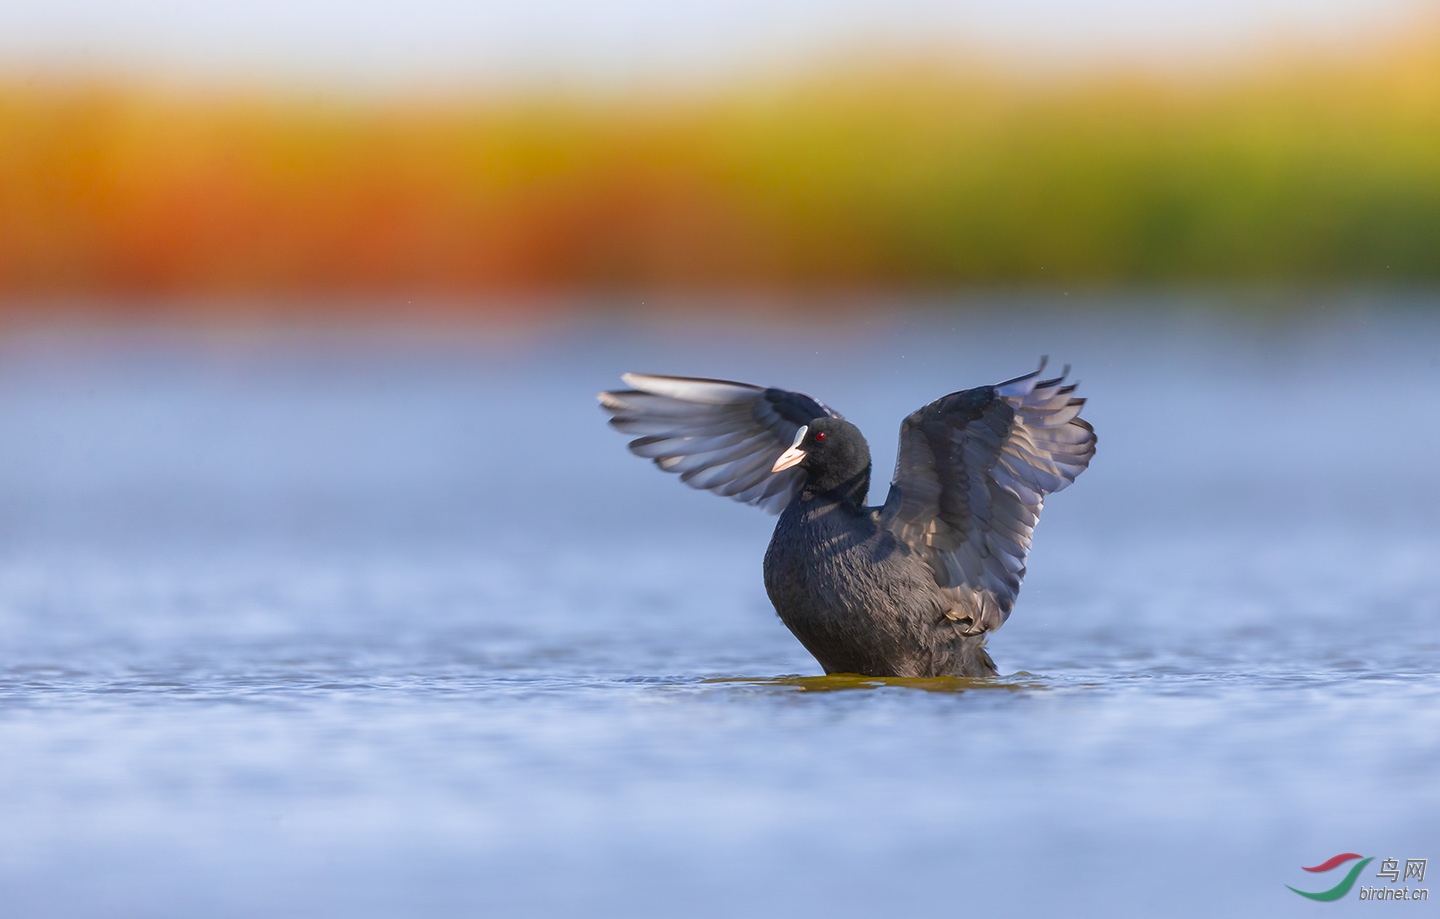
[1287,853,1373,901]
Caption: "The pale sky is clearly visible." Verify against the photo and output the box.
[1,0,1433,89]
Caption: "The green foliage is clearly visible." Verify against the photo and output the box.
[2,32,1438,293]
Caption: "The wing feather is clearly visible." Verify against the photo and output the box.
[598,373,841,513]
[880,359,1095,633]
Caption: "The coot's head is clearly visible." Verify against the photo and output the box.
[771,417,871,501]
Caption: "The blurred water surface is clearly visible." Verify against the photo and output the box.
[0,299,1437,917]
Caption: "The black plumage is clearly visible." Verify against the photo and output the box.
[597,363,1095,677]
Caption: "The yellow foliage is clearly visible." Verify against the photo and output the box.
[1,25,1438,297]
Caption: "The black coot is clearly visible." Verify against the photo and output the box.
[598,362,1095,677]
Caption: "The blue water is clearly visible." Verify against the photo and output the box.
[0,302,1437,916]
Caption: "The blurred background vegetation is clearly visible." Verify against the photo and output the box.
[2,16,1438,305]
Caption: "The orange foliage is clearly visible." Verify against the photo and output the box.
[1,23,1439,301]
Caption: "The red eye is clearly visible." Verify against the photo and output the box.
[813,431,825,442]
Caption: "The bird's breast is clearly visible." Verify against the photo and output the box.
[762,496,939,648]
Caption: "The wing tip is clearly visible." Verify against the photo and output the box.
[995,356,1056,396]
[598,389,646,412]
[616,372,765,405]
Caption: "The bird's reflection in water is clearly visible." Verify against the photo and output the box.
[705,673,1049,693]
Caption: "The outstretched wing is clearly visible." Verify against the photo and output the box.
[598,373,841,514]
[879,360,1096,634]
